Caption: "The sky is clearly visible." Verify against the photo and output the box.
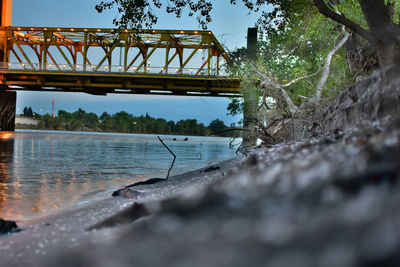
[12,0,267,125]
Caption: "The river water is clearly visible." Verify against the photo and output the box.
[0,130,240,221]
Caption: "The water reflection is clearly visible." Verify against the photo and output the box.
[0,130,239,220]
[0,132,18,219]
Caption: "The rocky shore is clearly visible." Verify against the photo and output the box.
[1,65,400,267]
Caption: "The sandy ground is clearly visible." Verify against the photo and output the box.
[0,157,242,267]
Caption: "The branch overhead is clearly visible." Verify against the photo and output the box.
[313,0,373,42]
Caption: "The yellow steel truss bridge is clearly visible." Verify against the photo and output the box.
[0,27,241,97]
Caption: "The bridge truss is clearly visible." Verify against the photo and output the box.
[0,27,240,97]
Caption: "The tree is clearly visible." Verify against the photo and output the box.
[71,108,87,129]
[84,113,100,130]
[208,119,227,135]
[100,112,113,131]
[96,0,400,66]
[112,111,133,132]
[22,106,34,117]
[226,5,353,117]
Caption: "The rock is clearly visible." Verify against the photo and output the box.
[203,166,220,173]
[87,203,148,230]
[118,188,146,199]
[322,64,400,133]
[112,178,167,196]
[0,218,18,234]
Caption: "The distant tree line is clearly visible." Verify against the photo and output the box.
[19,107,237,137]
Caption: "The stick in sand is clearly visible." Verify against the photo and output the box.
[158,135,176,179]
[112,136,176,196]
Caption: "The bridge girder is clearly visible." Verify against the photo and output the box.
[0,69,241,97]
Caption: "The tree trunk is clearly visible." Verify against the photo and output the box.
[344,33,379,81]
[358,0,400,65]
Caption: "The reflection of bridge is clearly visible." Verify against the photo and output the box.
[0,27,240,97]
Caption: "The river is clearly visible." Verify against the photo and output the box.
[0,130,240,220]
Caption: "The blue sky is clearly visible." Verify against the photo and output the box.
[12,0,266,125]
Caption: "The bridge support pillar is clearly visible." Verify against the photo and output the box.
[242,27,258,152]
[0,1,14,131]
[0,90,16,131]
[0,0,12,62]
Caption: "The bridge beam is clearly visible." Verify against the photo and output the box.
[0,90,16,131]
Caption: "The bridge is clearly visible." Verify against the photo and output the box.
[0,27,240,96]
[0,0,244,132]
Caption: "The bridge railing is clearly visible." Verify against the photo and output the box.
[0,62,231,77]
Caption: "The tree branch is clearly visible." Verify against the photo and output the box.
[315,28,350,101]
[313,0,373,42]
[258,89,271,111]
[281,66,322,88]
[297,94,309,100]
[250,64,299,114]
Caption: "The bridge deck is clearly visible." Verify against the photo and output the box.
[0,69,241,97]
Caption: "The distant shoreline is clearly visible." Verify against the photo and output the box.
[15,116,241,137]
[15,107,241,137]
[13,128,242,141]
[14,124,233,137]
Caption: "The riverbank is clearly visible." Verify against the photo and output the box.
[15,116,39,127]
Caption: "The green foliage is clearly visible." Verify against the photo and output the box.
[100,112,113,131]
[35,108,230,136]
[208,119,227,136]
[227,98,243,117]
[22,106,34,118]
[95,0,214,29]
[94,0,315,31]
[226,2,355,116]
